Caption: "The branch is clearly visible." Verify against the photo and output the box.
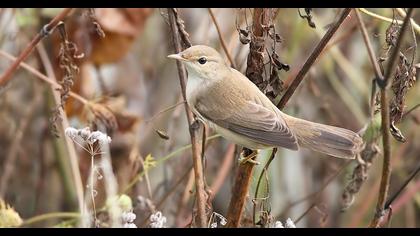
[277,8,351,109]
[369,8,414,228]
[358,8,420,35]
[0,49,88,105]
[208,8,237,69]
[167,8,208,228]
[0,8,73,87]
[226,8,273,228]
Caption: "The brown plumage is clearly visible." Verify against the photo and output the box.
[168,45,363,159]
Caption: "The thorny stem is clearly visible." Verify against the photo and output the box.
[277,8,351,109]
[369,8,414,228]
[0,8,73,87]
[167,8,208,228]
[208,8,237,69]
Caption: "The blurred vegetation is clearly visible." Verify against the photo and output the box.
[0,8,419,228]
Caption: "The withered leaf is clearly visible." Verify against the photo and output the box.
[154,129,170,140]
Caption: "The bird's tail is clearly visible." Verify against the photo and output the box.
[285,115,363,159]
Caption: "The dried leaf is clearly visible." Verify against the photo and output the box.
[154,129,170,140]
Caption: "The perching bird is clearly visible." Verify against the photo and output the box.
[168,45,363,159]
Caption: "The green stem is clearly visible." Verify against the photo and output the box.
[122,134,221,193]
[22,212,80,226]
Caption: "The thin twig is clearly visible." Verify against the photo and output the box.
[36,44,86,224]
[141,165,193,227]
[167,8,208,228]
[291,160,352,224]
[0,87,41,198]
[208,8,237,69]
[209,143,235,201]
[22,212,80,226]
[401,103,420,120]
[280,160,352,218]
[384,161,420,210]
[354,9,383,80]
[358,8,420,35]
[369,8,414,228]
[0,49,88,105]
[253,148,277,225]
[277,8,351,109]
[0,8,73,87]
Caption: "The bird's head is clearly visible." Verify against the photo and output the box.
[167,45,228,79]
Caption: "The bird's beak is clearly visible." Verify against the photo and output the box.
[167,53,187,61]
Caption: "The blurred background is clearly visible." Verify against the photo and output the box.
[0,8,419,228]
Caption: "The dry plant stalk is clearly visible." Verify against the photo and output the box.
[369,8,414,228]
[167,8,208,228]
[0,8,73,87]
[277,8,352,109]
[226,8,273,227]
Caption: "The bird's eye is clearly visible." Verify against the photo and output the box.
[198,57,207,64]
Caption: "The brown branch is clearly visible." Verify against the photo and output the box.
[369,8,414,228]
[0,8,73,87]
[226,8,273,228]
[208,8,237,69]
[277,8,351,109]
[167,8,208,228]
[0,49,88,105]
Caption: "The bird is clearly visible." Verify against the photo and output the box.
[168,45,363,159]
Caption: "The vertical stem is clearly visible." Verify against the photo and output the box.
[226,8,273,228]
[167,8,207,227]
[369,8,414,228]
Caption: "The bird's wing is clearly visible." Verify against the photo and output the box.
[194,79,298,150]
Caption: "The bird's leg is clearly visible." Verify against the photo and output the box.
[190,117,201,129]
[239,149,260,165]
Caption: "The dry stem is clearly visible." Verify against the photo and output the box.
[0,8,73,87]
[226,8,273,228]
[208,8,237,69]
[36,44,86,225]
[167,8,208,228]
[277,8,351,109]
[368,8,414,228]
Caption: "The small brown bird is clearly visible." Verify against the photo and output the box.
[168,45,363,159]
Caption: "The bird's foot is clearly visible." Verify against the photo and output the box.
[190,119,201,130]
[239,149,259,165]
